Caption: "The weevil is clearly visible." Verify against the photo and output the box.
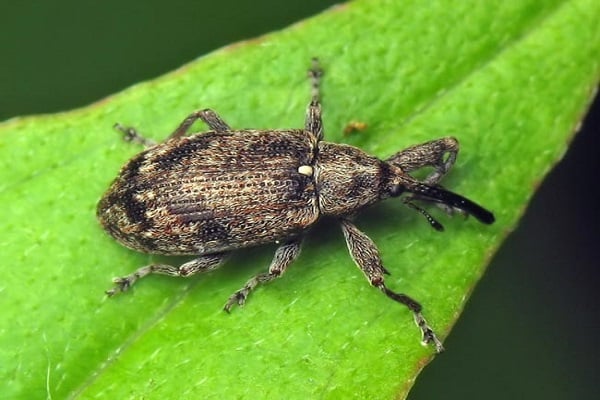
[97,59,495,353]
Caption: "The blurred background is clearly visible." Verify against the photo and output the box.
[1,1,597,398]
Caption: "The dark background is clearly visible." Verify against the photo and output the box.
[2,2,598,399]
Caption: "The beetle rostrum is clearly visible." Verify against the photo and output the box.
[97,58,495,353]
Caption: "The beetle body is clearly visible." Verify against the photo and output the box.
[98,130,397,255]
[98,59,494,353]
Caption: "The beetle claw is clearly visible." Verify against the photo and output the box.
[223,291,247,313]
[105,276,135,297]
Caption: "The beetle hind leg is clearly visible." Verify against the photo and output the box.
[106,252,228,296]
[168,108,231,140]
[114,123,157,148]
[113,108,231,148]
[340,219,444,353]
[224,237,302,312]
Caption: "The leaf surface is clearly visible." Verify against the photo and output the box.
[1,0,598,398]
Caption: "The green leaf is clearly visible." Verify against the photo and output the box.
[1,0,598,398]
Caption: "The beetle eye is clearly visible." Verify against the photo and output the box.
[390,184,404,197]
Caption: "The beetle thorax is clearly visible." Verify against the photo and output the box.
[314,142,384,216]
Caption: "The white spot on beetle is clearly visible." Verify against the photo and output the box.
[298,165,313,177]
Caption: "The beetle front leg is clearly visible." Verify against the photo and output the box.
[224,237,302,312]
[106,252,228,296]
[340,219,444,353]
[387,137,467,221]
[168,108,231,140]
[386,137,459,185]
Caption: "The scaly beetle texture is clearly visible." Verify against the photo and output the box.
[97,59,495,353]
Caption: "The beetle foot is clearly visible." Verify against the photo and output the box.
[105,276,133,297]
[113,123,157,148]
[414,312,445,353]
[223,290,248,313]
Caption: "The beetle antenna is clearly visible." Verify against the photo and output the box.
[407,183,495,225]
[403,199,445,231]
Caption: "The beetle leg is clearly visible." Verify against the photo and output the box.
[305,58,324,141]
[386,137,459,185]
[105,252,228,296]
[387,137,467,219]
[224,237,302,312]
[167,108,231,140]
[114,123,157,148]
[340,219,444,353]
